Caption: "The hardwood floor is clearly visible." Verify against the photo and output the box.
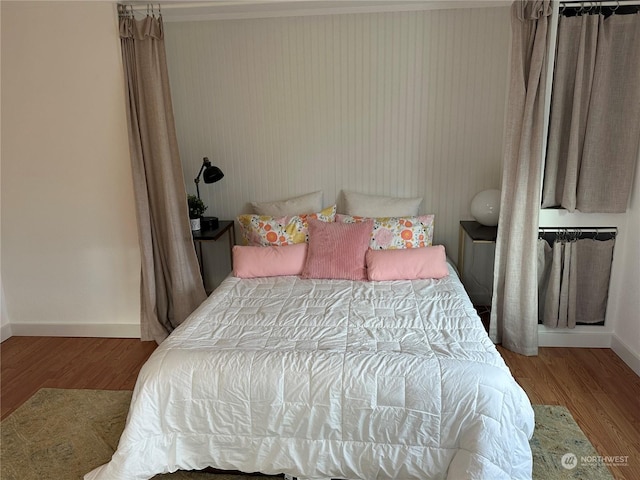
[498,346,640,480]
[0,336,156,420]
[1,337,639,479]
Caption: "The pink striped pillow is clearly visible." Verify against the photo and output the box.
[301,218,373,281]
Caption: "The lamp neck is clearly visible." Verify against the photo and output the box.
[194,157,211,199]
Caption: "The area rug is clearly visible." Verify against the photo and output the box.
[1,388,613,480]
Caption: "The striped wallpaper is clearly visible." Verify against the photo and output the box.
[164,6,511,264]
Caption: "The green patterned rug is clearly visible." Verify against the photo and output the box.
[1,388,613,480]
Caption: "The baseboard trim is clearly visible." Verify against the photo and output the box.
[538,325,612,348]
[9,323,140,339]
[6,323,637,374]
[0,323,13,343]
[611,335,640,377]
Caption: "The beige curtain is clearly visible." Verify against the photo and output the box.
[119,11,206,343]
[542,240,577,328]
[542,12,640,212]
[490,0,552,356]
[574,239,615,324]
[541,238,614,327]
[537,238,552,322]
[542,240,563,327]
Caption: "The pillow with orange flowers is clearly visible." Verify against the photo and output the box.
[237,205,336,246]
[336,213,434,249]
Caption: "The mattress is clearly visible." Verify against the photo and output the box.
[85,265,534,480]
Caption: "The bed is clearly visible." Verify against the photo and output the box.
[85,263,534,480]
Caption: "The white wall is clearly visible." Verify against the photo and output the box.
[1,1,141,338]
[611,153,640,375]
[164,7,511,264]
[0,281,10,342]
[0,3,9,343]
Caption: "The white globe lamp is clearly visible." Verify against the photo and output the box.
[470,189,501,226]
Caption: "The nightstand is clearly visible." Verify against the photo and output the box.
[458,221,497,306]
[192,220,235,293]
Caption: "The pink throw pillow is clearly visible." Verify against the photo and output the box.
[366,245,449,281]
[233,244,307,278]
[301,218,373,281]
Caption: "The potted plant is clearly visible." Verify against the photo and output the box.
[187,194,207,231]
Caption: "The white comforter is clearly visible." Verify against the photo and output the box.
[86,266,534,480]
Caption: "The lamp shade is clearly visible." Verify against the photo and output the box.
[470,189,501,226]
[203,164,224,184]
[195,157,224,199]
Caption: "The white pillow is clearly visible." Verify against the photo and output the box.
[342,190,422,217]
[251,191,323,216]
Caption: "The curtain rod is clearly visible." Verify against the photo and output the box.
[119,1,544,14]
[119,2,208,10]
[539,227,618,233]
[560,1,640,7]
[121,0,640,8]
[118,3,163,18]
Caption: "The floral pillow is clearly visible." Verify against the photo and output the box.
[336,213,435,249]
[238,205,336,246]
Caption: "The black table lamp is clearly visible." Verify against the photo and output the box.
[194,157,224,199]
[194,157,224,230]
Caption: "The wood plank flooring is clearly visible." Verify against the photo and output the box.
[498,346,640,480]
[0,336,156,420]
[1,337,639,479]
